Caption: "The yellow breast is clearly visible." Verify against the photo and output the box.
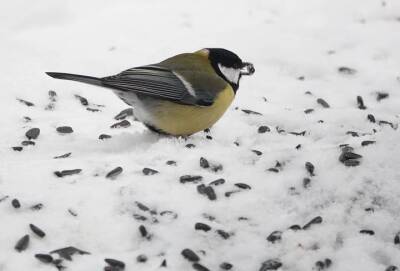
[152,85,235,136]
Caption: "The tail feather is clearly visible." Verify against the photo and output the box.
[46,72,103,87]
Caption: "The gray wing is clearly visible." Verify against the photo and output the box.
[102,65,214,106]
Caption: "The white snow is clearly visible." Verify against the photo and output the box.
[1,0,400,270]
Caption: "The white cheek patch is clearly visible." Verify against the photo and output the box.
[218,64,241,84]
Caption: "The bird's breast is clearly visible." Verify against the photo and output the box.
[149,85,235,136]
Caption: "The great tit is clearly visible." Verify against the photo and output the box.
[46,48,255,136]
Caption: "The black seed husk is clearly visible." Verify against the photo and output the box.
[142,167,159,175]
[235,183,251,190]
[305,162,315,176]
[338,66,357,75]
[54,169,82,177]
[289,225,301,231]
[192,263,210,271]
[35,253,53,263]
[258,126,271,133]
[242,109,262,115]
[267,231,282,243]
[317,98,330,108]
[50,246,90,260]
[136,254,147,263]
[12,198,21,208]
[185,143,196,148]
[105,258,125,269]
[110,120,131,128]
[357,96,366,109]
[361,140,375,146]
[54,152,72,159]
[200,157,210,169]
[180,175,203,184]
[114,108,133,120]
[216,229,230,239]
[181,248,200,262]
[303,216,323,229]
[304,109,314,114]
[204,186,217,200]
[360,229,374,235]
[15,234,30,252]
[56,126,73,134]
[376,92,389,101]
[99,134,112,140]
[74,95,88,106]
[220,262,233,270]
[209,178,225,186]
[259,259,282,271]
[17,98,35,107]
[12,146,23,151]
[166,160,176,166]
[195,222,211,232]
[25,128,40,140]
[21,140,35,146]
[29,224,46,238]
[252,149,263,156]
[139,225,148,238]
[367,114,376,123]
[106,167,123,179]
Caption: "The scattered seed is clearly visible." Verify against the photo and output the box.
[338,66,357,75]
[110,120,131,128]
[357,96,366,109]
[367,114,376,123]
[360,229,374,235]
[114,108,133,120]
[343,159,360,166]
[142,167,159,176]
[259,259,282,271]
[180,175,203,184]
[15,234,30,252]
[35,254,53,263]
[268,168,279,173]
[29,224,45,238]
[74,95,88,106]
[304,109,314,114]
[339,152,362,163]
[235,183,251,190]
[394,232,400,245]
[68,208,77,216]
[289,131,306,136]
[160,259,167,267]
[216,229,230,239]
[166,160,177,166]
[220,262,233,270]
[225,190,240,197]
[50,246,90,260]
[12,146,23,151]
[361,140,375,146]
[324,259,332,268]
[192,263,210,271]
[139,225,148,238]
[376,92,389,101]
[209,178,225,186]
[160,210,178,219]
[136,254,147,263]
[197,184,206,195]
[379,120,395,129]
[106,167,123,179]
[54,169,82,177]
[86,107,100,112]
[181,249,200,262]
[31,203,44,210]
[258,126,270,133]
[195,222,211,232]
[317,98,330,108]
[99,134,112,140]
[303,178,311,188]
[21,140,35,146]
[289,225,301,231]
[54,152,72,159]
[386,266,398,271]
[303,216,323,229]
[242,109,262,115]
[252,149,263,156]
[186,143,196,148]
[206,135,213,140]
[105,258,125,269]
[56,126,73,134]
[12,198,21,208]
[23,116,32,122]
[267,231,282,243]
[204,186,217,200]
[25,128,40,140]
[305,162,315,176]
[200,157,210,169]
[346,131,359,137]
[17,98,35,107]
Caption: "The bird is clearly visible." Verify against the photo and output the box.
[46,48,255,136]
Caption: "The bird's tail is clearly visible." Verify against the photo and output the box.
[46,72,103,87]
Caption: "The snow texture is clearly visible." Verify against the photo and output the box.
[1,0,400,270]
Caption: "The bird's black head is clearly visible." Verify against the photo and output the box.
[206,48,255,92]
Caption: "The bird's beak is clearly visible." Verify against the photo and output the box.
[240,62,255,76]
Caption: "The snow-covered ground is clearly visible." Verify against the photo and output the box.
[1,0,400,270]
